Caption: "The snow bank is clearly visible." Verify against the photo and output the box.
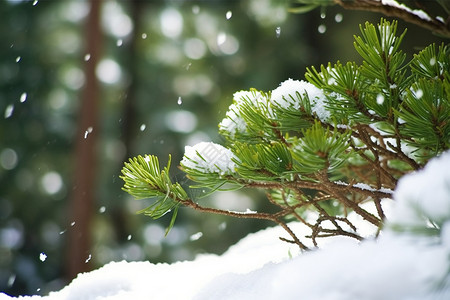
[197,233,449,300]
[0,225,303,300]
[2,152,450,300]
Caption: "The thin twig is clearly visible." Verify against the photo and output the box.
[182,199,309,250]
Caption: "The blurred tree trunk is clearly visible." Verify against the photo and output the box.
[110,0,144,242]
[122,0,144,161]
[66,0,102,281]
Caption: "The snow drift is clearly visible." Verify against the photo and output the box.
[2,151,450,300]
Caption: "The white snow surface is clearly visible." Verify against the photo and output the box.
[219,79,331,138]
[390,150,450,228]
[380,0,433,21]
[271,78,330,121]
[218,90,268,137]
[3,151,450,300]
[197,233,449,300]
[180,142,236,174]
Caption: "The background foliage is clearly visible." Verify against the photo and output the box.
[0,0,445,296]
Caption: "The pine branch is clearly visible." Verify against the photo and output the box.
[334,0,450,38]
[121,19,449,251]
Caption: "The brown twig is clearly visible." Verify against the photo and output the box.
[181,198,309,250]
[316,170,383,226]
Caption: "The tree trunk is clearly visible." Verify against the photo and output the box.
[109,0,145,243]
[66,0,102,281]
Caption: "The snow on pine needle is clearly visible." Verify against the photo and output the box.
[270,78,330,122]
[218,90,271,137]
[181,142,237,175]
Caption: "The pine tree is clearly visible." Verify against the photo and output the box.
[121,19,449,249]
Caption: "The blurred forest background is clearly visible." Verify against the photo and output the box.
[0,0,444,296]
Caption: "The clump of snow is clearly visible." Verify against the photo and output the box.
[218,90,269,137]
[180,142,237,175]
[218,104,246,136]
[3,152,450,300]
[270,78,330,122]
[219,79,331,137]
[390,151,450,229]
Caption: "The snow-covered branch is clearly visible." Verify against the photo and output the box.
[334,0,450,37]
[291,0,450,37]
[121,18,449,252]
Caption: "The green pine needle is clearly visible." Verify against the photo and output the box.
[120,154,188,234]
